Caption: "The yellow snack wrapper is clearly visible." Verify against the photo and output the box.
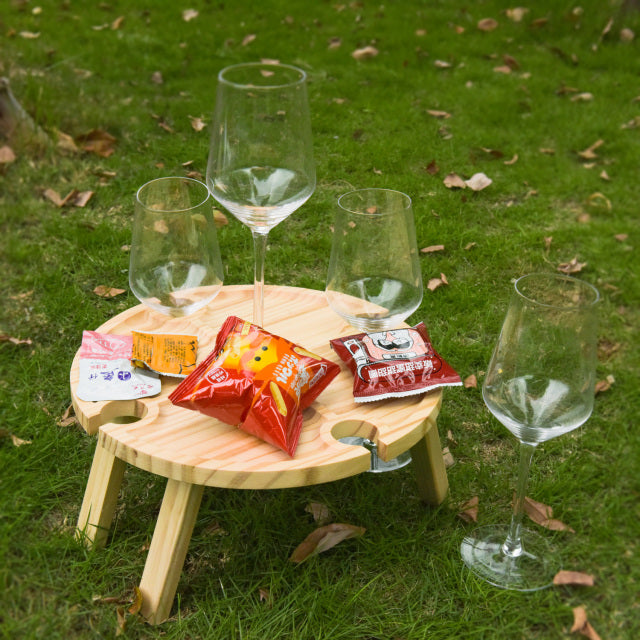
[131,331,198,378]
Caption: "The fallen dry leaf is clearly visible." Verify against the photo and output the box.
[352,45,379,60]
[420,244,445,254]
[182,9,199,22]
[442,446,455,468]
[242,33,256,47]
[76,129,116,158]
[213,208,228,227]
[465,172,492,191]
[427,109,451,119]
[434,59,452,69]
[614,233,628,242]
[57,405,78,428]
[571,606,602,640]
[458,496,479,523]
[19,31,40,39]
[463,374,477,389]
[188,115,206,132]
[523,496,575,532]
[425,159,439,175]
[477,18,499,31]
[289,523,365,563]
[578,140,603,160]
[111,16,124,30]
[443,173,466,189]
[305,502,331,524]
[494,65,512,74]
[258,587,272,604]
[464,242,477,250]
[0,333,32,346]
[595,374,615,394]
[504,154,518,165]
[93,285,126,298]
[10,433,32,446]
[553,570,595,587]
[0,145,16,164]
[586,192,612,211]
[557,257,587,275]
[620,28,635,42]
[506,7,529,22]
[427,273,448,291]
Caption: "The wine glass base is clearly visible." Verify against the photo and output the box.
[338,436,412,473]
[460,525,559,592]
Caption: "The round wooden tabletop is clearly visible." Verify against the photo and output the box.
[70,285,442,490]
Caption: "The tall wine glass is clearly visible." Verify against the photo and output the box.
[460,273,600,591]
[129,177,224,317]
[206,62,315,327]
[326,188,423,472]
[325,188,423,332]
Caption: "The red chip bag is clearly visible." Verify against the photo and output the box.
[330,323,462,402]
[169,316,340,456]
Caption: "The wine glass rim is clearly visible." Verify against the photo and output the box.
[218,62,307,89]
[337,188,412,215]
[514,272,600,309]
[136,176,210,213]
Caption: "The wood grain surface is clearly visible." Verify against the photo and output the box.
[71,285,442,490]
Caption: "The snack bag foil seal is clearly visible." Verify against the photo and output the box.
[76,330,161,402]
[169,316,340,457]
[330,323,462,402]
[132,331,198,378]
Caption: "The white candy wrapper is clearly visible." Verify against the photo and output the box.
[76,330,161,402]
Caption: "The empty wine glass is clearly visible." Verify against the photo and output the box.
[326,188,423,472]
[460,273,600,591]
[325,188,423,332]
[206,62,315,327]
[129,176,224,317]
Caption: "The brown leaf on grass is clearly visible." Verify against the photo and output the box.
[420,244,445,254]
[427,273,448,291]
[494,65,512,74]
[76,129,116,158]
[43,188,66,207]
[504,154,518,165]
[571,92,594,103]
[93,285,126,298]
[506,8,529,22]
[55,130,78,153]
[128,586,143,616]
[553,570,595,587]
[258,587,272,604]
[464,242,477,250]
[442,446,455,468]
[242,34,256,47]
[425,159,439,175]
[578,140,604,160]
[443,173,466,189]
[111,16,124,30]
[328,37,342,50]
[614,233,628,242]
[523,496,575,532]
[465,172,492,191]
[305,502,331,524]
[463,374,477,389]
[571,606,602,640]
[434,60,452,69]
[188,115,206,132]
[0,145,16,164]
[427,109,451,119]
[595,375,615,394]
[182,9,199,21]
[11,434,32,446]
[557,257,586,274]
[57,405,78,428]
[478,18,499,31]
[73,190,94,207]
[352,45,379,60]
[586,192,612,211]
[213,208,228,227]
[458,496,479,523]
[289,523,365,563]
[0,333,32,346]
[620,28,635,42]
[503,54,520,70]
[539,147,556,155]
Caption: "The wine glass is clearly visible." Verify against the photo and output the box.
[326,188,423,472]
[206,62,315,327]
[460,273,600,591]
[129,176,224,317]
[325,188,423,332]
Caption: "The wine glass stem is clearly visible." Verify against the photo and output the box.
[502,441,538,558]
[252,229,268,327]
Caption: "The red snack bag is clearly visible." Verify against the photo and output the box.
[169,316,340,456]
[330,323,461,402]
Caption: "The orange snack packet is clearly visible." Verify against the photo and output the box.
[169,316,340,456]
[132,331,198,378]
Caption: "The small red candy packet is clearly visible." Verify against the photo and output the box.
[330,323,461,402]
[169,316,340,457]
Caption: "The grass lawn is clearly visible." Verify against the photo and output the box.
[1,1,639,638]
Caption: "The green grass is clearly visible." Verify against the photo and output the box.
[1,1,639,638]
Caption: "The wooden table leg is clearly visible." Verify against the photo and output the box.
[76,442,126,549]
[139,479,205,625]
[410,414,449,506]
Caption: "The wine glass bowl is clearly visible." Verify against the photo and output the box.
[206,62,315,326]
[129,176,224,317]
[325,188,423,332]
[461,273,600,591]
